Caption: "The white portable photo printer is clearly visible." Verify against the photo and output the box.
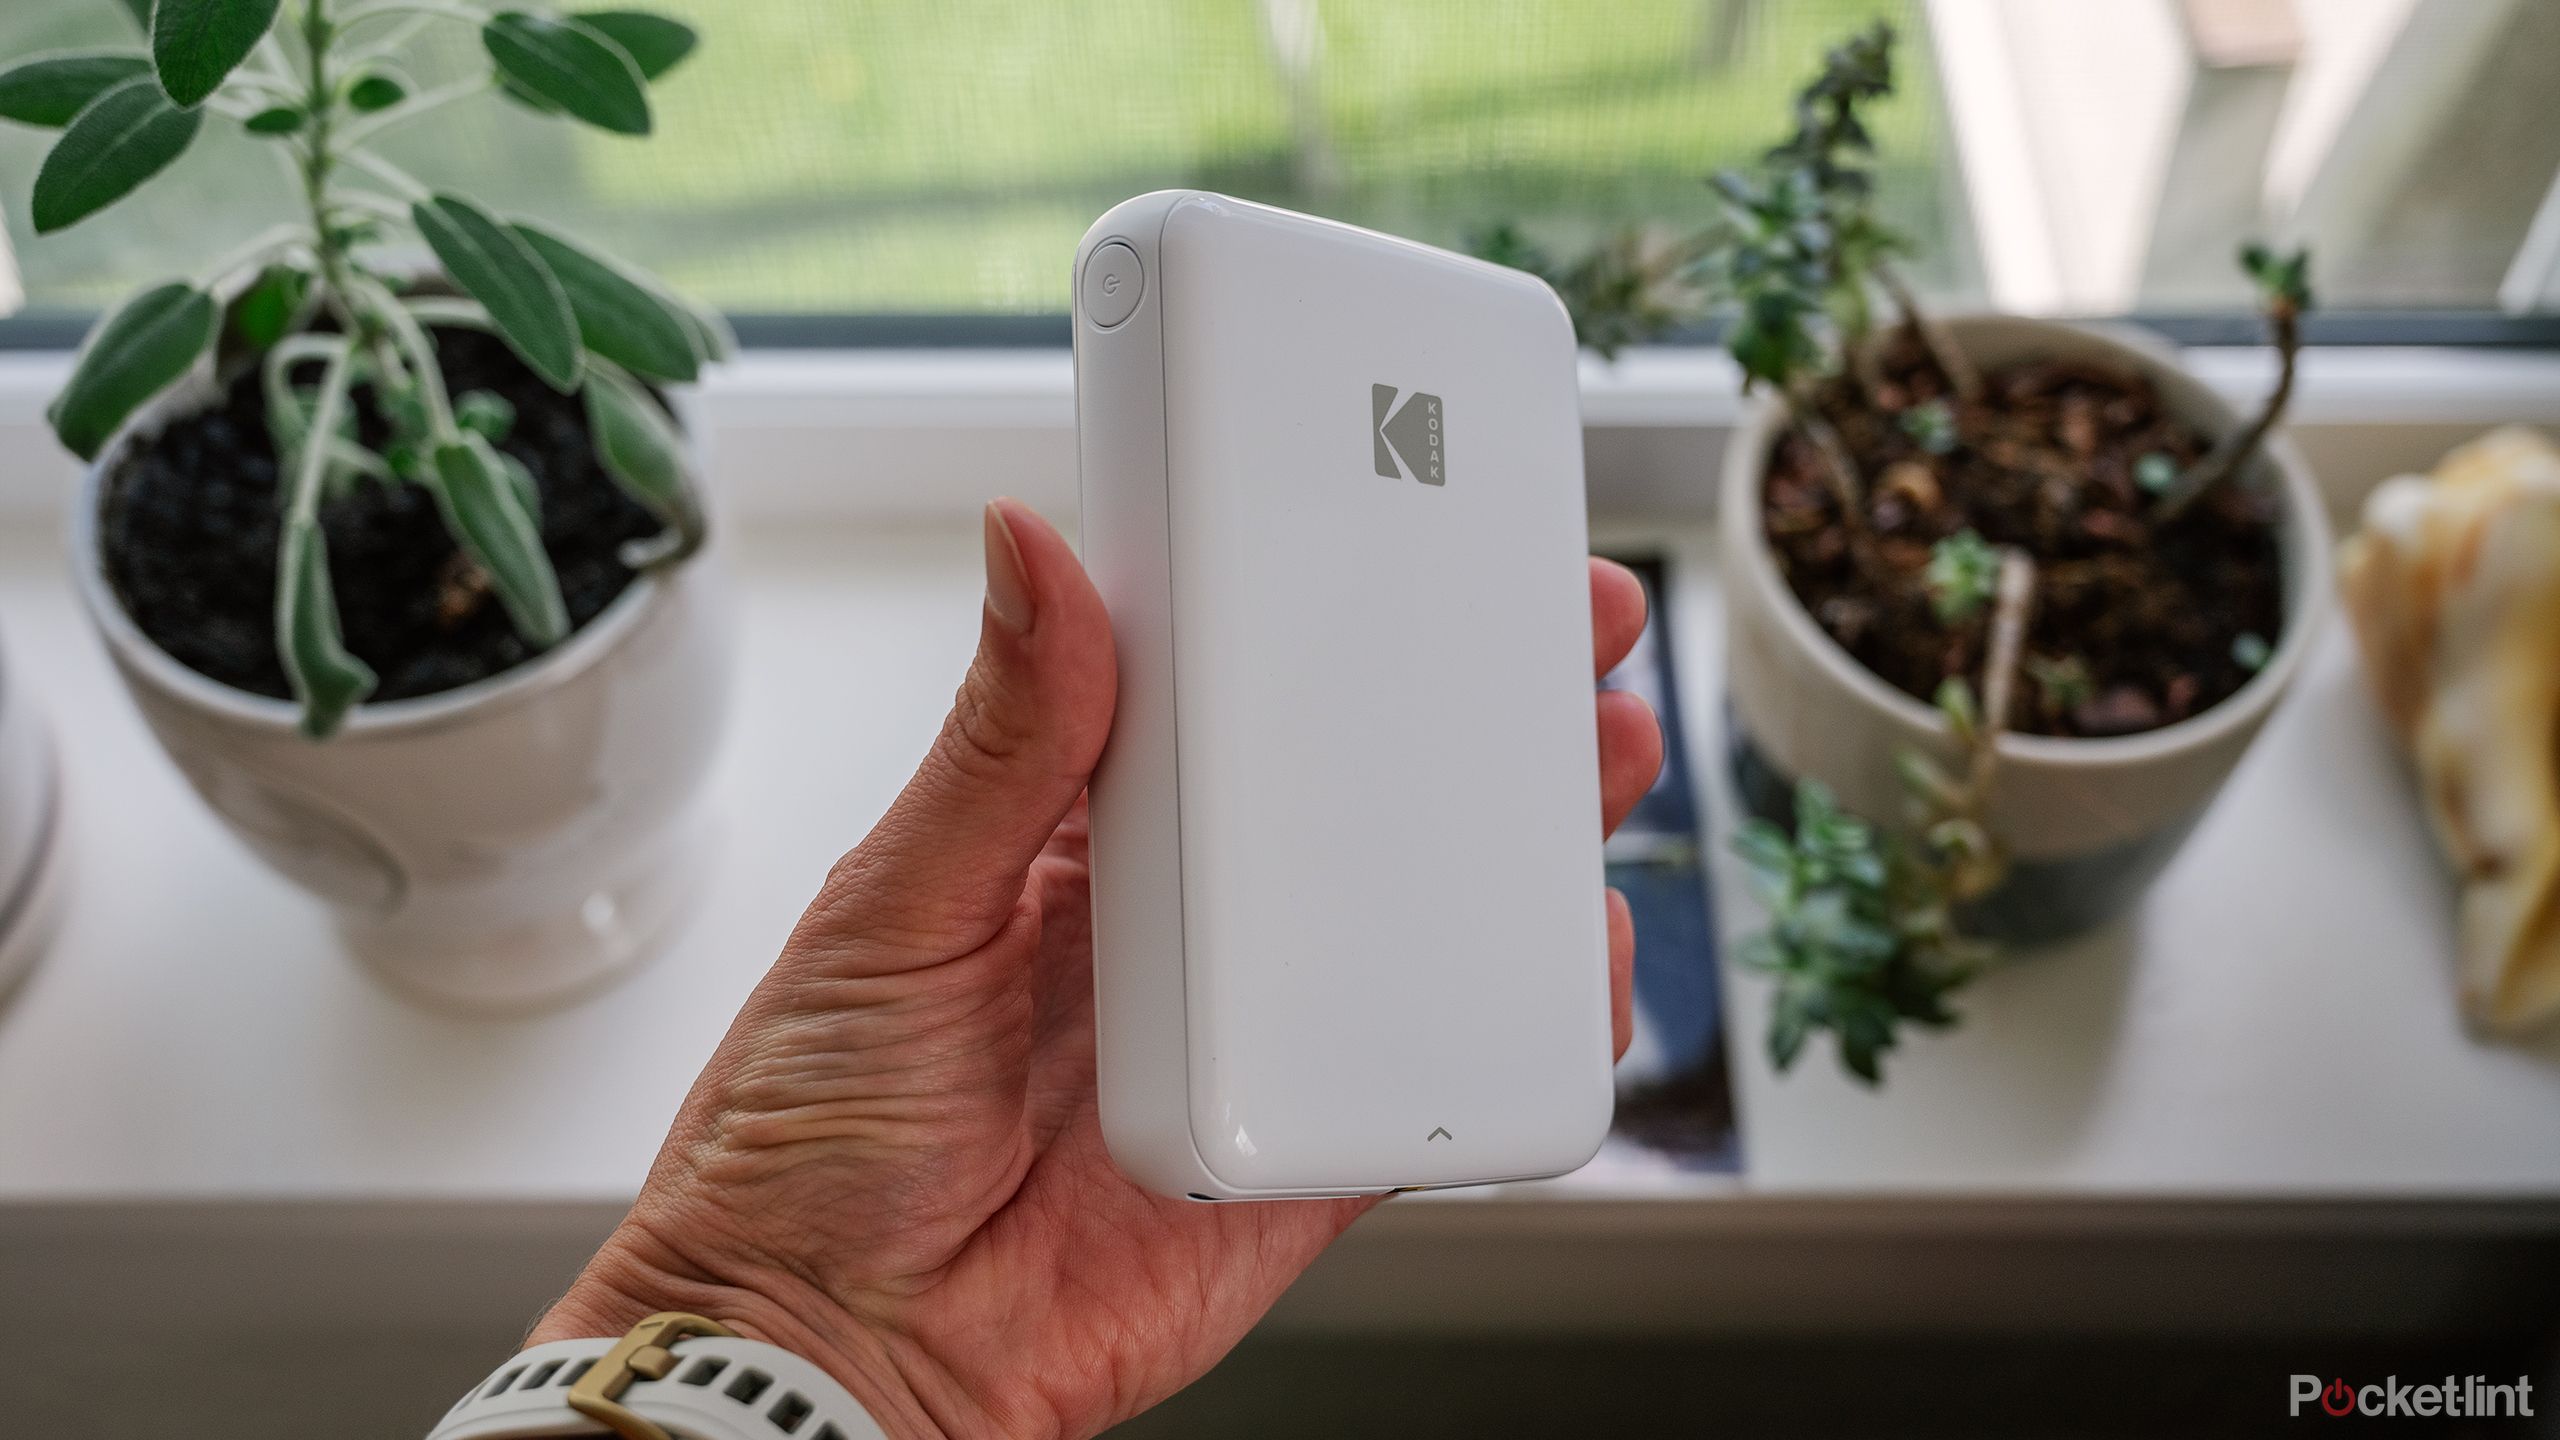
[1074,191,1613,1201]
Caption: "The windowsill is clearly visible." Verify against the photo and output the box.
[3,341,2558,530]
[5,500,2560,1205]
[1,345,2557,1341]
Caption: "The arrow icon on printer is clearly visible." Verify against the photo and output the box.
[1426,1126,1453,1141]
[1372,384,1447,487]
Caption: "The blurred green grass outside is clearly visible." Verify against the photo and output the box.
[0,0,1965,314]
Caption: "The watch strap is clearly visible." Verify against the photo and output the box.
[428,1314,890,1440]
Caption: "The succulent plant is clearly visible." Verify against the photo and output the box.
[1923,528,2000,624]
[1900,397,1957,456]
[1469,221,1709,361]
[1740,544,2035,1084]
[3,0,725,736]
[1733,781,1981,1085]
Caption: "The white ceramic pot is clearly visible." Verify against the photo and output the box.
[1719,315,2332,942]
[71,407,734,1014]
[0,630,67,1000]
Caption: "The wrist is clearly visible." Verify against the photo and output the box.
[530,1226,961,1440]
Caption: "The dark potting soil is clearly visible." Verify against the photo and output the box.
[1763,332,2285,739]
[99,327,661,705]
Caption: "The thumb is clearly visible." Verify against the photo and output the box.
[806,498,1118,966]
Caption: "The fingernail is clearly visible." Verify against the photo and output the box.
[983,500,1035,634]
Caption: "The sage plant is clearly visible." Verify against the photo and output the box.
[3,0,723,735]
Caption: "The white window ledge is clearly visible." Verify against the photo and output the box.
[3,343,2557,529]
[3,343,2558,1352]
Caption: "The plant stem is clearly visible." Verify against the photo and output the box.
[336,77,491,149]
[1877,259,1980,403]
[352,272,455,434]
[323,189,409,226]
[282,339,356,530]
[337,16,433,71]
[294,0,421,438]
[339,148,432,200]
[193,223,316,289]
[2151,300,2300,526]
[298,1,361,335]
[1965,550,2036,803]
[336,0,490,29]
[1781,380,1868,532]
[398,295,495,332]
[1850,327,1891,409]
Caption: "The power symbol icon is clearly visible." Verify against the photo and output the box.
[1084,242,1144,327]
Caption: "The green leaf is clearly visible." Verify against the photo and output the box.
[585,364,703,568]
[496,447,542,520]
[511,223,698,382]
[47,282,216,460]
[430,435,570,646]
[1732,820,1793,881]
[277,516,377,739]
[2134,451,2177,494]
[482,11,650,135]
[377,384,433,480]
[346,70,406,111]
[242,102,300,133]
[1924,529,1999,625]
[412,195,582,391]
[575,10,697,79]
[227,263,306,347]
[2239,242,2314,311]
[151,0,282,108]
[1791,780,1842,837]
[496,72,557,114]
[673,294,734,366]
[1933,677,1980,739]
[455,389,516,443]
[0,52,154,128]
[1839,1021,1887,1086]
[117,0,155,33]
[1898,398,1956,456]
[1734,933,1784,975]
[1768,994,1811,1072]
[31,75,202,233]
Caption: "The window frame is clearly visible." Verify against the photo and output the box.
[6,309,2559,352]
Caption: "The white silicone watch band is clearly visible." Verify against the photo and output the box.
[426,1335,891,1440]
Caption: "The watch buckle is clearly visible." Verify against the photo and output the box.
[566,1311,738,1440]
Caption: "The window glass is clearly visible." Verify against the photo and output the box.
[1,1,2551,321]
[0,0,1964,315]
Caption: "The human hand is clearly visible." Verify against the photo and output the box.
[531,499,1666,1439]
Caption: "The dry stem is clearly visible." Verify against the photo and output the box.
[2152,300,2300,525]
[1878,260,1981,403]
[1783,383,1869,534]
[1965,549,2038,803]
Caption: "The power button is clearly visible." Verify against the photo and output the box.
[1083,241,1144,329]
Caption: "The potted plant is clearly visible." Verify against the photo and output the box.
[1487,24,2332,1082]
[2,0,732,1011]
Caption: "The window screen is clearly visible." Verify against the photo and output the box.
[1,0,2554,322]
[0,0,1963,315]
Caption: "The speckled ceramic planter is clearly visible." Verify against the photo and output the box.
[1720,315,2332,943]
[71,389,734,1013]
